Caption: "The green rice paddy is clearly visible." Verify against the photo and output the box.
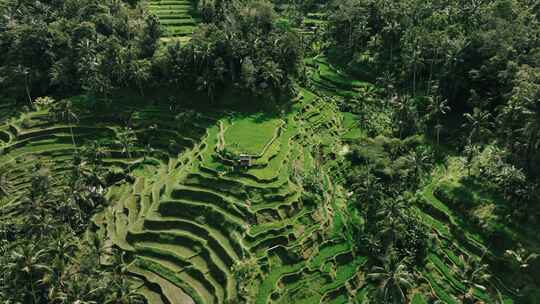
[147,0,200,41]
[222,115,283,156]
[0,51,523,304]
[0,82,522,304]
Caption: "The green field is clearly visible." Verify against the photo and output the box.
[222,115,283,156]
[0,89,352,303]
[147,0,200,42]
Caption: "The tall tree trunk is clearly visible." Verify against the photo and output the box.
[412,63,417,96]
[70,124,76,147]
[25,75,32,105]
[525,133,535,172]
[30,273,37,304]
[426,50,438,96]
[138,80,145,97]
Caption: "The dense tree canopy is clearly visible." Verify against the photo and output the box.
[0,0,159,99]
[155,0,303,103]
[1,0,540,303]
[0,0,302,105]
[326,0,540,175]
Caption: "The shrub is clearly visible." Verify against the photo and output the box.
[34,96,55,110]
[433,181,476,211]
[470,145,539,220]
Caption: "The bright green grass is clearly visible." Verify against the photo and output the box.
[223,114,283,156]
[147,0,198,39]
[422,271,459,304]
[342,127,364,140]
[321,256,366,293]
[341,112,358,129]
[247,124,297,182]
[307,242,350,269]
[256,261,306,304]
[316,59,364,88]
[411,293,428,304]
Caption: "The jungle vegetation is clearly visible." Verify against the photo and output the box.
[0,0,539,303]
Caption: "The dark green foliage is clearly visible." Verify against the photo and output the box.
[326,0,540,175]
[434,181,476,212]
[1,0,540,303]
[0,0,160,100]
[0,0,302,108]
[344,135,433,269]
[156,0,303,104]
[0,152,142,304]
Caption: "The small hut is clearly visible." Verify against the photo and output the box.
[238,154,252,168]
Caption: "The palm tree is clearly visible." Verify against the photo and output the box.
[232,256,262,301]
[84,229,113,266]
[29,163,51,201]
[261,61,284,99]
[53,272,107,304]
[505,245,539,270]
[409,38,424,96]
[389,94,413,139]
[462,107,493,145]
[377,70,397,97]
[367,253,414,304]
[197,72,217,104]
[49,100,80,146]
[66,157,106,228]
[405,149,430,186]
[464,144,481,176]
[519,101,540,171]
[48,231,78,265]
[453,254,491,303]
[4,244,53,303]
[117,127,137,158]
[105,278,145,304]
[82,140,110,166]
[352,167,382,204]
[376,197,407,246]
[41,231,78,297]
[143,143,154,161]
[130,59,151,97]
[428,87,451,146]
[340,207,361,256]
[14,64,32,105]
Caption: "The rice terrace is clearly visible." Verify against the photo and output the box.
[1,0,540,304]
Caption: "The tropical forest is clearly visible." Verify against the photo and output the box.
[1,0,540,303]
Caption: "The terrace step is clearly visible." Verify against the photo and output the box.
[130,234,225,303]
[135,256,214,304]
[149,0,192,3]
[143,216,242,264]
[170,185,249,219]
[129,264,195,304]
[137,244,226,303]
[134,285,166,304]
[147,0,198,39]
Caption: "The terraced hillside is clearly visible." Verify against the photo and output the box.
[300,12,327,36]
[92,90,371,304]
[302,60,523,303]
[0,89,366,303]
[306,56,376,98]
[275,1,328,37]
[147,0,200,42]
[0,88,524,304]
[0,98,213,209]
